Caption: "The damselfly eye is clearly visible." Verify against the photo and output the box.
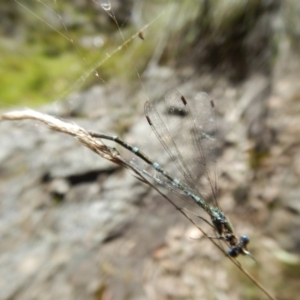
[240,235,250,246]
[228,247,240,257]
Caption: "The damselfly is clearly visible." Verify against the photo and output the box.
[90,88,251,258]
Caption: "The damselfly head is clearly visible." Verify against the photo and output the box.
[228,235,251,258]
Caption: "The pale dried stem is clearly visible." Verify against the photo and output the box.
[0,109,118,162]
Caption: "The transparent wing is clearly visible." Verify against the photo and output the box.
[190,92,219,205]
[145,89,197,190]
[144,89,218,205]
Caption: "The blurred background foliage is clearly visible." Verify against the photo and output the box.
[0,0,189,106]
[0,0,280,107]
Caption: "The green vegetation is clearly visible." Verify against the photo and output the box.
[0,0,199,108]
[0,23,144,107]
